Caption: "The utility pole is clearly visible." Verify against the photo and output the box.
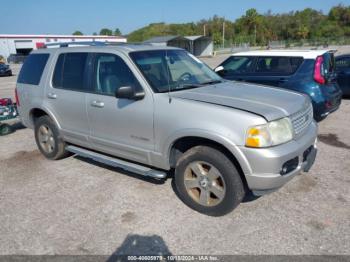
[254,24,257,45]
[222,21,225,49]
[203,24,206,36]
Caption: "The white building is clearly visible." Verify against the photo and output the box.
[0,34,127,60]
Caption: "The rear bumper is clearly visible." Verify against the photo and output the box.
[314,89,342,120]
[239,121,318,195]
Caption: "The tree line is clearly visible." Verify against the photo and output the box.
[127,4,350,46]
[72,28,122,36]
[72,4,350,46]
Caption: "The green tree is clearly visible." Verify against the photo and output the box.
[99,28,113,36]
[114,28,122,36]
[72,31,83,36]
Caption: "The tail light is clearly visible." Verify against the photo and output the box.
[15,88,20,106]
[314,56,326,85]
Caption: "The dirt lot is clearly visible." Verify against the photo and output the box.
[0,57,349,256]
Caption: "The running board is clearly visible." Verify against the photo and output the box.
[66,145,167,179]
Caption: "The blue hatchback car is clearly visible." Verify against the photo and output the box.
[215,50,342,121]
[335,54,350,97]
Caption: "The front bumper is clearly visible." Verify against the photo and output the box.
[239,121,318,195]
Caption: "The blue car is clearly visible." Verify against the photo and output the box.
[215,50,342,121]
[335,54,350,97]
[0,63,12,77]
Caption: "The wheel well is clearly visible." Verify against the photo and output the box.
[169,136,248,189]
[30,108,48,125]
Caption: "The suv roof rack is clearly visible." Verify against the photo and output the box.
[44,41,118,48]
[43,41,152,48]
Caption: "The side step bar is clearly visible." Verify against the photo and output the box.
[66,145,167,179]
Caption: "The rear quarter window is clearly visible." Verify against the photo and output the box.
[17,54,49,85]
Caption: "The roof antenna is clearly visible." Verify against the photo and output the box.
[165,49,172,103]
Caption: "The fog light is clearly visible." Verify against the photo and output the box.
[280,157,299,175]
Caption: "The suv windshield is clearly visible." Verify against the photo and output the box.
[130,50,222,93]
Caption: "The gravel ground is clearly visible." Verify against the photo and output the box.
[0,56,349,256]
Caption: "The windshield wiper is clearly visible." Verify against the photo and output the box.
[172,83,203,91]
[159,84,202,93]
[200,80,222,85]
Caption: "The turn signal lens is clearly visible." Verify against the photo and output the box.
[245,125,271,148]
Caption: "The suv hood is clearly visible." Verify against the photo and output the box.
[171,81,308,121]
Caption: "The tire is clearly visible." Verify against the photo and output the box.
[174,145,245,216]
[34,115,70,160]
[0,123,13,136]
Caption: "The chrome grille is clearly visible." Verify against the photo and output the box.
[290,103,313,137]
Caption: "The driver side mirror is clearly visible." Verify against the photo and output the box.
[214,66,224,73]
[115,86,145,100]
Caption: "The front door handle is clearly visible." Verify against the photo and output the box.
[47,92,57,99]
[91,100,105,108]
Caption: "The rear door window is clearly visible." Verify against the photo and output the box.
[17,53,49,85]
[52,53,89,91]
[254,56,303,75]
[221,56,255,74]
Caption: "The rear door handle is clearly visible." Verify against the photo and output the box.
[47,92,57,99]
[91,100,105,108]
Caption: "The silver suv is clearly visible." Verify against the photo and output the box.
[16,43,318,216]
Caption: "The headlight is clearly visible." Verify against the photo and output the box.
[246,118,293,148]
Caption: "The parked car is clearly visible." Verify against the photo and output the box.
[215,50,342,121]
[335,54,350,97]
[16,43,318,216]
[0,63,12,76]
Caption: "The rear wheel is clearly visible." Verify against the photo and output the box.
[34,115,69,160]
[174,146,245,216]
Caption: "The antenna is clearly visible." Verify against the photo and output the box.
[165,49,172,103]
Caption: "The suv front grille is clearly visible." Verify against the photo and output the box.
[290,103,313,137]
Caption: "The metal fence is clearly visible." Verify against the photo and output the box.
[213,37,350,54]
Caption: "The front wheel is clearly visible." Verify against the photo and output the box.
[34,115,70,160]
[0,123,13,136]
[174,146,245,216]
